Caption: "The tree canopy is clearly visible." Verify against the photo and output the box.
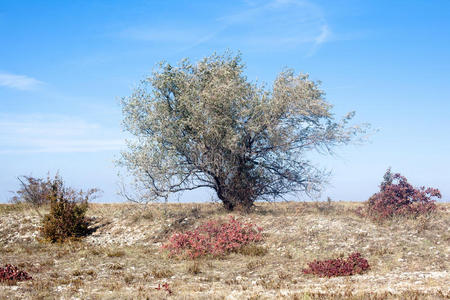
[119,52,368,211]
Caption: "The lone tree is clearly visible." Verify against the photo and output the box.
[119,52,367,211]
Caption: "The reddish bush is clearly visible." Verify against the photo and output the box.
[162,216,263,259]
[368,168,440,220]
[302,252,370,277]
[0,264,32,282]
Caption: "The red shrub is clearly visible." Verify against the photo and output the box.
[162,216,263,259]
[302,252,370,277]
[0,264,32,282]
[368,168,440,220]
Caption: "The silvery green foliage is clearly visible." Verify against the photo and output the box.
[119,52,368,211]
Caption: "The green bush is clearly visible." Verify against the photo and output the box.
[40,176,99,243]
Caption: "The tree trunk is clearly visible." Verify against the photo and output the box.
[213,159,257,212]
[215,177,255,212]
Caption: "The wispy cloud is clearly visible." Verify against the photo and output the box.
[219,0,332,53]
[118,0,332,55]
[306,24,331,56]
[0,72,43,90]
[315,24,331,46]
[0,114,124,154]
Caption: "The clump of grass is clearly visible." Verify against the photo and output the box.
[238,244,268,256]
[151,268,174,279]
[313,197,335,215]
[130,209,154,224]
[107,263,124,270]
[186,261,201,275]
[71,269,97,278]
[246,259,266,270]
[124,274,135,284]
[89,248,102,256]
[106,249,126,258]
[0,203,29,215]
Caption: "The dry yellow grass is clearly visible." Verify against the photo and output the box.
[0,201,449,299]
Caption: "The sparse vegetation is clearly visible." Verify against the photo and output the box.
[0,202,448,299]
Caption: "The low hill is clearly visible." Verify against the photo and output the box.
[0,201,449,299]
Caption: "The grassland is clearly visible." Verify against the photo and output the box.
[0,201,449,299]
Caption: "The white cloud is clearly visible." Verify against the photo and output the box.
[0,114,125,154]
[220,0,331,52]
[119,0,331,55]
[315,24,331,46]
[306,23,332,56]
[0,72,43,90]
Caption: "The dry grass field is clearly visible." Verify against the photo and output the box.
[0,201,449,299]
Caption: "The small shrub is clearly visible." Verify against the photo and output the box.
[40,176,99,242]
[302,252,370,277]
[367,168,440,221]
[0,264,32,282]
[162,216,263,259]
[10,174,54,207]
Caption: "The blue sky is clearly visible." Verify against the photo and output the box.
[1,0,449,203]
